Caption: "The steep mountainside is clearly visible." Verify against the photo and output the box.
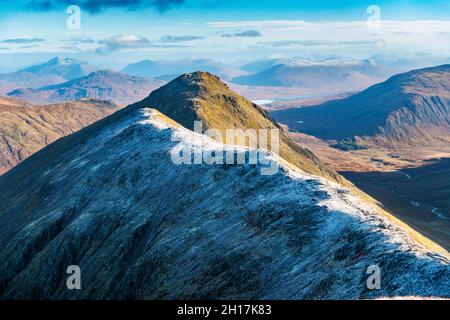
[0,107,448,299]
[8,70,165,106]
[0,96,119,174]
[232,59,385,90]
[122,59,245,81]
[272,65,450,148]
[138,72,343,184]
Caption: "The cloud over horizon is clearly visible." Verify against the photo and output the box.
[0,37,45,44]
[70,37,96,44]
[95,34,193,53]
[96,34,152,53]
[221,30,262,38]
[160,35,205,42]
[259,40,378,48]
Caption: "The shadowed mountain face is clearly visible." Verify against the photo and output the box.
[0,96,119,174]
[0,57,100,93]
[0,106,449,299]
[137,71,344,184]
[271,65,450,148]
[232,59,385,90]
[8,70,165,106]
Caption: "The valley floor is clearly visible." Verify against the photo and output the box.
[342,158,450,252]
[285,130,450,252]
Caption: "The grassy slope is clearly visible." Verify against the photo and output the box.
[0,96,119,174]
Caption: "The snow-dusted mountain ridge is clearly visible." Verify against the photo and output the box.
[0,106,449,299]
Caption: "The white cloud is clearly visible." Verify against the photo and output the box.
[207,20,311,28]
[207,20,450,57]
[97,34,152,53]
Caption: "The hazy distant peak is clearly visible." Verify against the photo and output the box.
[285,57,375,67]
[19,56,100,81]
[233,57,385,88]
[46,57,81,65]
[363,58,378,66]
[26,56,86,70]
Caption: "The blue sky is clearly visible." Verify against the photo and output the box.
[0,0,449,70]
[2,0,450,20]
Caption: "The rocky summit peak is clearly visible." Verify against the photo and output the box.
[137,70,266,133]
[47,57,63,65]
[169,71,228,91]
[180,71,221,81]
[134,71,345,184]
[47,57,76,65]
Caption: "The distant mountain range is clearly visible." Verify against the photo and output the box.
[0,57,100,93]
[271,64,450,148]
[369,53,450,73]
[0,72,448,299]
[239,58,290,73]
[0,57,392,106]
[8,70,165,105]
[232,58,387,91]
[0,96,119,174]
[121,58,246,81]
